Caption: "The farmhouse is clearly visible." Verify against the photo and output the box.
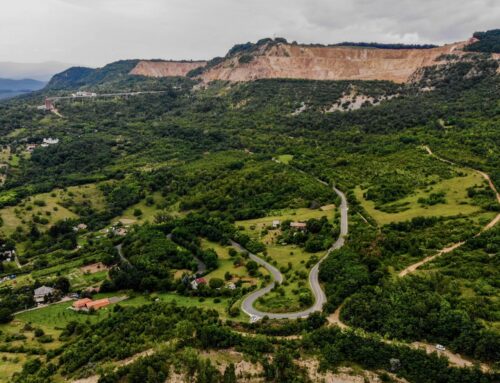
[191,277,207,290]
[73,298,111,311]
[26,144,37,153]
[33,286,55,303]
[72,298,92,310]
[272,220,281,228]
[41,138,59,147]
[73,223,88,232]
[290,222,307,231]
[86,298,110,310]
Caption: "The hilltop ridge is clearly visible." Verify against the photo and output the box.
[42,29,500,91]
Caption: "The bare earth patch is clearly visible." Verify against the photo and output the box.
[80,262,109,274]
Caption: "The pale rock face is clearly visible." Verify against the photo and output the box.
[129,41,500,83]
[200,42,469,83]
[130,60,206,77]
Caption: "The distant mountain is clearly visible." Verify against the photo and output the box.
[0,61,74,82]
[0,78,46,92]
[0,77,46,100]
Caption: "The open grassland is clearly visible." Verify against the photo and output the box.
[277,154,294,164]
[355,170,486,225]
[10,291,241,330]
[236,207,335,235]
[201,239,265,284]
[0,183,105,236]
[113,192,165,225]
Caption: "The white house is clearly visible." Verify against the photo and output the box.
[272,220,281,228]
[33,286,55,304]
[42,138,59,146]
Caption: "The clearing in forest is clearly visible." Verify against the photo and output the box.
[355,169,487,225]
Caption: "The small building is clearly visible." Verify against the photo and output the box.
[86,298,110,311]
[191,277,207,290]
[114,227,127,236]
[73,298,92,310]
[73,223,88,232]
[34,286,55,304]
[272,220,281,228]
[73,91,97,98]
[290,222,307,231]
[41,138,59,147]
[226,282,236,290]
[26,144,37,153]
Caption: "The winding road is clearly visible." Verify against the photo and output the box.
[239,181,348,320]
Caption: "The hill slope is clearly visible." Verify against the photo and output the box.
[198,41,470,83]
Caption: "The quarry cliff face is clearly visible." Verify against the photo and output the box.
[199,42,468,83]
[130,60,206,77]
[128,40,498,83]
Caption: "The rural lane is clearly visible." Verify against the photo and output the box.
[239,181,348,320]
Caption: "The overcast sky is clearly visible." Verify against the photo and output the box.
[1,0,499,67]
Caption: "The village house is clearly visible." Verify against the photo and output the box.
[26,144,37,153]
[1,249,15,262]
[41,138,59,147]
[226,282,236,290]
[72,298,92,310]
[272,220,281,228]
[73,223,88,232]
[72,91,97,98]
[33,286,55,304]
[73,298,110,311]
[191,277,207,290]
[290,222,307,231]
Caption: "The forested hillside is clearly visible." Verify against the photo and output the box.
[0,41,498,383]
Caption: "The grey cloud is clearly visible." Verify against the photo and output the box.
[0,0,498,67]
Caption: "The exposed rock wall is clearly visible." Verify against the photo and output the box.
[130,60,206,77]
[200,42,468,83]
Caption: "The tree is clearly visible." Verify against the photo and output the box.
[223,363,237,383]
[0,307,13,323]
[209,278,224,289]
[54,277,70,294]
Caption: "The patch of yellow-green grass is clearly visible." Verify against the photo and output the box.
[0,351,27,382]
[0,183,105,236]
[277,154,294,164]
[236,207,335,241]
[355,170,486,225]
[6,128,26,138]
[0,147,11,162]
[8,154,20,167]
[114,192,165,225]
[122,293,244,320]
[200,239,265,284]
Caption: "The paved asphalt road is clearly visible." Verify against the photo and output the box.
[239,180,348,320]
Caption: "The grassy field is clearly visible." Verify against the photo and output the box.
[236,207,335,235]
[201,239,265,285]
[0,183,105,236]
[114,192,165,226]
[355,169,486,225]
[277,154,294,164]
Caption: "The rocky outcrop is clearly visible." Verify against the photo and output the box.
[130,60,206,77]
[199,42,469,83]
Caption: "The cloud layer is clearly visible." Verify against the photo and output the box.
[1,0,499,66]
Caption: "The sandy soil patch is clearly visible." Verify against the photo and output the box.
[80,262,109,274]
[320,204,336,211]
